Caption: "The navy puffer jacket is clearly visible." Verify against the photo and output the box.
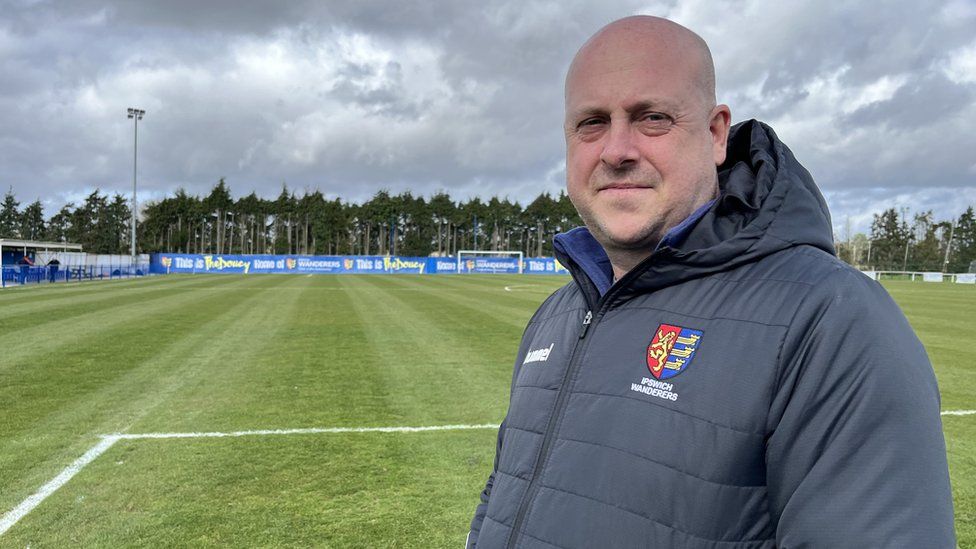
[467,120,955,548]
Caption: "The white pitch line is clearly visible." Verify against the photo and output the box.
[0,435,119,536]
[503,284,543,292]
[111,423,500,440]
[9,411,976,537]
[0,423,498,537]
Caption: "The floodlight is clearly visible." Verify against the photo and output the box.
[127,107,146,265]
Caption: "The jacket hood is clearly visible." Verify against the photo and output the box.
[554,119,836,306]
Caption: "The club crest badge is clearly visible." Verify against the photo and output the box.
[646,324,703,380]
[286,258,297,270]
[343,258,354,270]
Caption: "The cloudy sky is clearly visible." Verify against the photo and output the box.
[1,0,974,236]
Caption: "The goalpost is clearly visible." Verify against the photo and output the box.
[456,250,524,274]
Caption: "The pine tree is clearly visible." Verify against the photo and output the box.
[870,208,912,270]
[950,207,976,273]
[18,200,45,241]
[0,188,21,238]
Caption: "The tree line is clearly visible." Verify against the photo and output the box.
[836,206,976,273]
[0,182,582,258]
[1,188,131,254]
[137,180,583,257]
[2,182,974,272]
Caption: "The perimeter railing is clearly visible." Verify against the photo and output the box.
[859,270,976,284]
[0,263,152,289]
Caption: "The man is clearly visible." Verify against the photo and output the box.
[467,16,955,548]
[17,254,33,285]
[47,257,60,283]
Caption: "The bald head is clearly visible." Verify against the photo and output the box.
[566,16,716,110]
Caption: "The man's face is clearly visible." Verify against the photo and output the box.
[564,41,729,254]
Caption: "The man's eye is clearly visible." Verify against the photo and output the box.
[638,112,673,133]
[641,112,670,123]
[577,118,605,130]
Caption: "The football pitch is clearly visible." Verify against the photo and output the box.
[0,274,973,547]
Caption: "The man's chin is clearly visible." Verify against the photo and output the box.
[593,226,662,252]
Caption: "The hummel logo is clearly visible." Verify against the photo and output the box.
[523,343,554,365]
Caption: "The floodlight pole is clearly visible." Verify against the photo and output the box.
[127,107,145,269]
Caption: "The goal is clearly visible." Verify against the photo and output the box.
[456,250,524,274]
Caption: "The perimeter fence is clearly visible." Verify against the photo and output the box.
[1,262,151,289]
[860,270,976,284]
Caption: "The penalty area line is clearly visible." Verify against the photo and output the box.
[8,412,975,537]
[111,423,500,440]
[0,423,498,537]
[0,435,120,536]
[504,284,546,292]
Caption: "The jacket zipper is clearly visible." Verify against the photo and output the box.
[505,308,594,548]
[505,246,660,547]
[579,310,592,338]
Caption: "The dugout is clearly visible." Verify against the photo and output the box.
[0,239,83,265]
[1,239,83,286]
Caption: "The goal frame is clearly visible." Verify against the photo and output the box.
[456,250,524,274]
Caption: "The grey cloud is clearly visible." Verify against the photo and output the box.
[844,72,974,129]
[672,0,976,196]
[694,1,975,93]
[0,0,972,237]
[328,60,420,118]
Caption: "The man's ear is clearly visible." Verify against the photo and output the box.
[709,104,731,166]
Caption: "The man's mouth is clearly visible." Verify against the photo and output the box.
[599,183,651,191]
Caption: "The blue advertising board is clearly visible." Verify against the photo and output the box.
[522,257,570,275]
[151,254,570,276]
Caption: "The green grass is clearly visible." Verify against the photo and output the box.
[0,275,973,547]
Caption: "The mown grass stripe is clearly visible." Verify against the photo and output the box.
[375,275,546,330]
[338,275,520,425]
[0,275,234,323]
[0,275,309,513]
[0,275,183,305]
[0,276,262,373]
[123,274,321,433]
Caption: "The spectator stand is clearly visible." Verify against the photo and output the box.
[1,239,81,288]
[0,239,150,288]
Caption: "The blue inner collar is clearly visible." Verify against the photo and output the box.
[553,199,714,296]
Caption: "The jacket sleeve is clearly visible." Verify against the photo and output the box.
[467,419,506,549]
[467,290,560,548]
[765,269,956,548]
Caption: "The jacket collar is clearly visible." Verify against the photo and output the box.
[553,200,715,297]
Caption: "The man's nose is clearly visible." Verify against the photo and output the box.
[600,122,639,169]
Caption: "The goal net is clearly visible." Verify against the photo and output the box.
[456,250,524,274]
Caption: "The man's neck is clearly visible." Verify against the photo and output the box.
[604,196,718,283]
[608,250,652,282]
